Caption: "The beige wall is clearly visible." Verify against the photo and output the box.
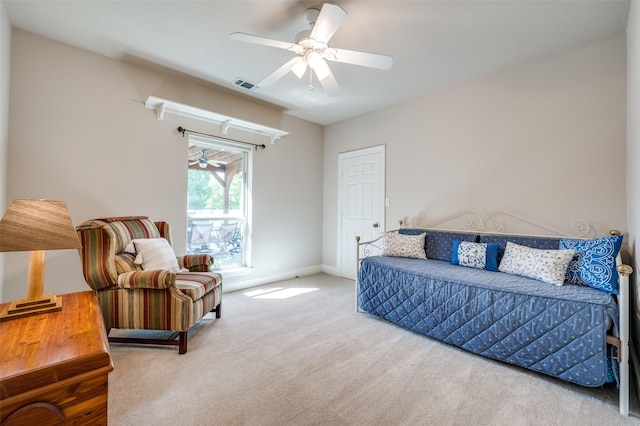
[323,33,627,272]
[0,1,10,300]
[3,29,324,301]
[627,0,640,376]
[2,21,634,306]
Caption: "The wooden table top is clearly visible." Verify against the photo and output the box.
[0,291,113,399]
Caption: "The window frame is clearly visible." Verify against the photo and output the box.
[187,134,253,271]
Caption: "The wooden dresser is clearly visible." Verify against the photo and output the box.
[0,291,113,425]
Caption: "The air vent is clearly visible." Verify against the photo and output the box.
[233,78,259,91]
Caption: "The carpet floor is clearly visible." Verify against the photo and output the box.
[108,273,639,425]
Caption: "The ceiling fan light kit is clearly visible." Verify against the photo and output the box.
[189,149,228,169]
[230,3,393,96]
[291,58,307,79]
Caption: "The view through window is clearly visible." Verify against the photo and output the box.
[187,135,251,270]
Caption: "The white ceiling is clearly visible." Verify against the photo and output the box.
[4,0,630,125]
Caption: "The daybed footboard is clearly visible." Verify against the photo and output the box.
[355,214,633,416]
[615,261,633,416]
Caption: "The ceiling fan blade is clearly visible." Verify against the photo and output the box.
[309,4,347,44]
[256,57,300,88]
[230,32,294,50]
[318,67,340,97]
[327,48,393,70]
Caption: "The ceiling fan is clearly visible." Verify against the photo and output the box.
[189,149,227,169]
[230,3,393,96]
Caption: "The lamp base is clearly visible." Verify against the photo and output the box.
[0,294,62,321]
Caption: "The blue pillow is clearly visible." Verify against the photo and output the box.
[451,240,499,272]
[559,235,623,294]
[400,228,478,261]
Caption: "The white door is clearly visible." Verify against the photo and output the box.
[339,146,385,280]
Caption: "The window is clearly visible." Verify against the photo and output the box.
[186,135,252,270]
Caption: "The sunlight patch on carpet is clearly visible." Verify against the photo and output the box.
[244,287,319,299]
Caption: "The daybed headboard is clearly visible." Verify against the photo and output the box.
[400,209,598,238]
[355,209,622,265]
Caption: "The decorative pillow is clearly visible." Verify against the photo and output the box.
[559,235,623,294]
[451,241,499,271]
[131,238,180,272]
[478,234,560,264]
[498,242,575,286]
[383,232,427,259]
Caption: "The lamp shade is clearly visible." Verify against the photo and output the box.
[0,199,81,252]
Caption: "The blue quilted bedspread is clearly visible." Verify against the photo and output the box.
[358,256,619,387]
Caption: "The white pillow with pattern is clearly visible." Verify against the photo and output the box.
[458,241,487,269]
[132,238,180,272]
[383,232,427,259]
[498,241,575,286]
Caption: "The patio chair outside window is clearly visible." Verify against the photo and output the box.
[189,221,213,253]
[217,222,242,253]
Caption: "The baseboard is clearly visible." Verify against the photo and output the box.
[630,338,640,406]
[321,264,340,277]
[222,265,323,293]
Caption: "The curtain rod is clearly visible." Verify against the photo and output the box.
[177,127,266,150]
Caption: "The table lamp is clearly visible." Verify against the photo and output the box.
[0,199,81,321]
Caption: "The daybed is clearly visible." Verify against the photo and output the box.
[356,212,632,415]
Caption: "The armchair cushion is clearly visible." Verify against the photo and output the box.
[118,270,175,289]
[105,217,161,252]
[176,272,221,300]
[114,253,142,273]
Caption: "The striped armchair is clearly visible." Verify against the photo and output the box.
[76,216,222,354]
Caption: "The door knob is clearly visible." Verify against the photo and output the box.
[373,223,379,228]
